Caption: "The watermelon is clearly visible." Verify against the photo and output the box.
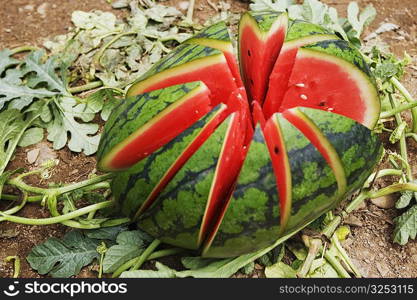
[263,21,338,118]
[238,11,288,104]
[98,13,382,258]
[184,21,243,87]
[278,40,380,129]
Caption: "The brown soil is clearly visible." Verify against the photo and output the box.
[0,0,417,278]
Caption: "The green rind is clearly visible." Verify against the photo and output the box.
[301,39,373,79]
[286,19,332,41]
[203,126,280,258]
[245,11,285,33]
[184,21,231,42]
[110,105,225,218]
[275,114,339,234]
[136,116,232,250]
[127,44,221,90]
[298,107,383,192]
[97,81,204,167]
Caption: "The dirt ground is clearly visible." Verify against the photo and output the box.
[0,0,417,278]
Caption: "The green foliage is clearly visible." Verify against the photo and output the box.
[265,262,297,278]
[102,230,153,273]
[249,0,376,46]
[26,231,100,278]
[393,205,417,245]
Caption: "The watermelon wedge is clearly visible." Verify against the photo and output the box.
[278,40,380,129]
[126,44,238,106]
[238,11,288,104]
[184,21,243,87]
[98,82,213,171]
[111,104,228,218]
[263,20,337,119]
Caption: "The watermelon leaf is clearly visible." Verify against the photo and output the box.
[265,262,297,278]
[102,230,153,273]
[26,231,100,278]
[249,0,293,12]
[0,49,19,75]
[120,262,177,278]
[347,2,376,39]
[393,205,417,245]
[17,127,44,147]
[46,97,101,155]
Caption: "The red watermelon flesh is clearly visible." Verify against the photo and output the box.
[106,87,213,170]
[128,60,238,107]
[278,49,378,129]
[263,115,292,228]
[263,36,337,120]
[132,104,230,218]
[199,110,251,243]
[239,19,286,104]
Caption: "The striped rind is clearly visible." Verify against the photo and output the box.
[136,116,234,250]
[97,81,209,171]
[110,105,227,218]
[286,19,332,41]
[203,126,281,257]
[297,107,383,192]
[126,44,224,97]
[274,113,339,234]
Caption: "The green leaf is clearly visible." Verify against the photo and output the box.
[249,0,293,12]
[18,127,44,147]
[308,258,339,278]
[265,262,297,278]
[0,79,58,110]
[181,257,218,270]
[120,262,177,278]
[21,50,67,94]
[241,261,255,275]
[389,121,408,144]
[0,108,42,174]
[84,225,127,241]
[102,230,152,273]
[396,189,417,209]
[0,49,19,75]
[347,2,376,38]
[46,97,100,155]
[393,205,417,245]
[26,231,99,278]
[302,0,327,24]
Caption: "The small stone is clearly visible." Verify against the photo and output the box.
[37,3,48,18]
[344,215,363,227]
[375,262,390,277]
[4,28,11,33]
[24,4,34,11]
[370,195,396,209]
[178,1,189,10]
[27,149,40,164]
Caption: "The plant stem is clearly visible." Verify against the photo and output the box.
[5,256,20,278]
[298,237,322,278]
[0,201,113,225]
[380,100,417,119]
[1,194,43,202]
[10,45,39,55]
[390,77,417,132]
[185,0,196,23]
[130,240,161,271]
[112,248,184,278]
[0,192,28,222]
[69,81,103,94]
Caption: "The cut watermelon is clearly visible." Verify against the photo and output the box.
[133,104,230,218]
[263,34,336,119]
[263,115,292,230]
[184,21,243,87]
[278,40,380,129]
[127,44,238,106]
[238,11,288,104]
[98,82,212,171]
[282,108,347,195]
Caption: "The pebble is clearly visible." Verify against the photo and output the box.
[370,194,396,209]
[27,149,40,164]
[37,3,48,18]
